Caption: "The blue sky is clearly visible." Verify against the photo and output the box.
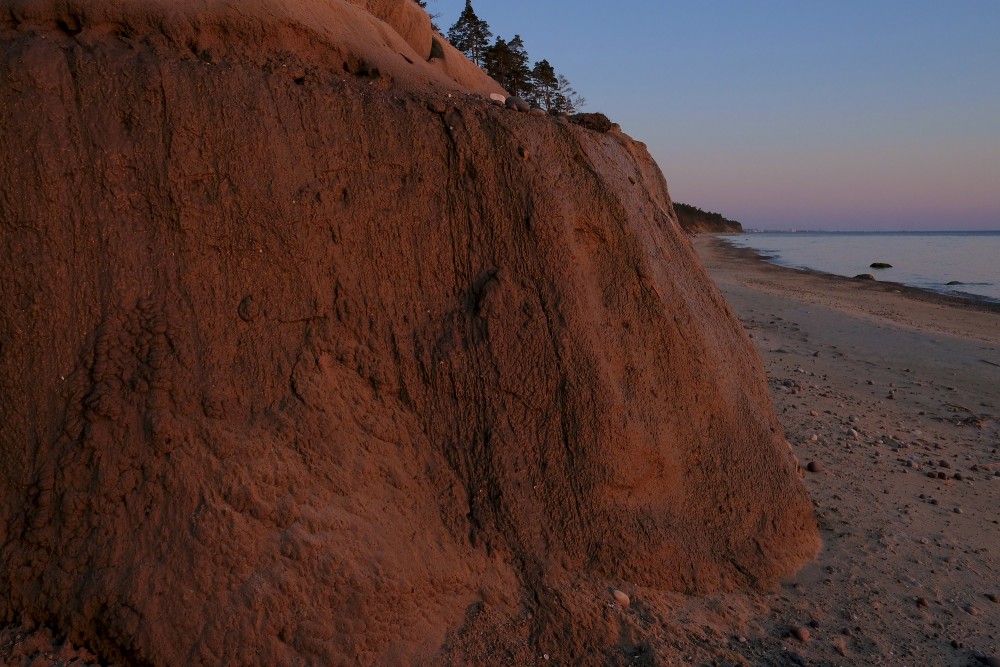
[430,1,1000,230]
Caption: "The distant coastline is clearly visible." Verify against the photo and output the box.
[742,229,1000,235]
[673,202,743,234]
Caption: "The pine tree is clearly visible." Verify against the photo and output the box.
[528,60,558,110]
[484,35,531,98]
[484,38,512,89]
[447,1,492,66]
[552,74,585,113]
[505,35,532,98]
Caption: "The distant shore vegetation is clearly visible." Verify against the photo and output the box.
[416,0,585,113]
[673,203,744,234]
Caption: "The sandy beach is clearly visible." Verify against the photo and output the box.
[690,235,999,666]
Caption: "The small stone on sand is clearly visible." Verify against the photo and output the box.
[806,461,822,473]
[612,589,630,607]
[791,626,811,642]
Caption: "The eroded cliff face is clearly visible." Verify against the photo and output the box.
[0,1,818,663]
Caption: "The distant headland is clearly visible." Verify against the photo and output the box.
[673,202,744,234]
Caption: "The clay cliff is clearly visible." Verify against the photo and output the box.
[0,0,818,663]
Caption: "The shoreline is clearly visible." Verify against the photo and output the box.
[696,235,1000,345]
[691,234,1000,666]
[708,234,1000,313]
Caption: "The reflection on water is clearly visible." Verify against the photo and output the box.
[726,231,1000,304]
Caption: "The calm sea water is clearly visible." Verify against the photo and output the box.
[725,232,1000,303]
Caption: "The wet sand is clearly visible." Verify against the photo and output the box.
[692,235,1000,666]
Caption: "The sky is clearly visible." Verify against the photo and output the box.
[430,1,1000,231]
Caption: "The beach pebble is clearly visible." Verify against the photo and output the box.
[806,461,823,473]
[528,107,546,117]
[810,410,818,417]
[964,604,980,616]
[791,626,811,643]
[916,597,930,608]
[939,460,951,469]
[986,593,998,603]
[505,96,530,112]
[954,506,963,514]
[612,589,630,607]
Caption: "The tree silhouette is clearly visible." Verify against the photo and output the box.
[528,60,557,110]
[484,38,512,89]
[444,4,586,111]
[485,35,532,97]
[505,35,532,98]
[553,74,586,113]
[447,1,492,66]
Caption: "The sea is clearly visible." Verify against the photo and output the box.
[724,231,1000,304]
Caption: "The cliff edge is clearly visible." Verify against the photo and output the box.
[0,1,818,663]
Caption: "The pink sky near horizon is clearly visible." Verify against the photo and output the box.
[434,1,1000,231]
[658,137,1000,231]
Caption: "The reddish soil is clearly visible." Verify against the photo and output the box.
[0,1,817,663]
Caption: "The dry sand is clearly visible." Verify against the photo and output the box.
[689,236,999,666]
